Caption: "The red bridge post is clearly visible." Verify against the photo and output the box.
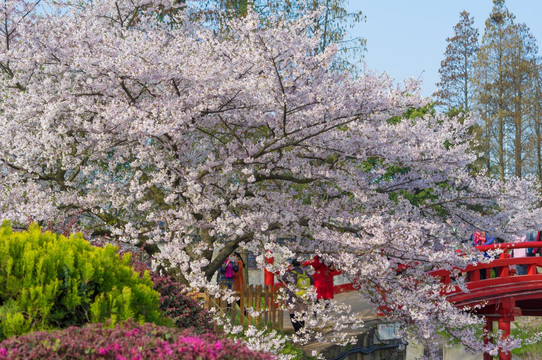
[264,250,274,286]
[498,317,511,360]
[483,317,493,360]
[497,298,516,360]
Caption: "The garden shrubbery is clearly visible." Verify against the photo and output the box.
[0,222,274,359]
[0,320,274,360]
[150,273,213,333]
[0,221,162,340]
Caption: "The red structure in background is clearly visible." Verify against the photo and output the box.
[267,244,542,359]
[429,242,542,360]
[264,250,274,286]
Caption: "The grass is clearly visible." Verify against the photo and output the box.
[510,317,542,358]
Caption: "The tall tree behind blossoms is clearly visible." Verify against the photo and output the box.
[0,0,541,355]
[197,0,366,70]
[532,64,542,182]
[473,0,539,180]
[507,22,538,178]
[434,10,479,115]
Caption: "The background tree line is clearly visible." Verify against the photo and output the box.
[435,0,542,182]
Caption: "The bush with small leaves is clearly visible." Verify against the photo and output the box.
[0,221,163,340]
[0,320,275,359]
[150,273,213,333]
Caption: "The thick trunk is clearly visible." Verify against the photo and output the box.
[203,232,253,281]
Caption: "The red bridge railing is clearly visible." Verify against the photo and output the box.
[429,241,542,360]
[429,241,542,286]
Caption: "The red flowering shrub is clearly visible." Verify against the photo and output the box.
[150,273,213,333]
[0,320,274,360]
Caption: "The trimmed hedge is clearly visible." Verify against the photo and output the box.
[0,222,162,340]
[0,320,275,359]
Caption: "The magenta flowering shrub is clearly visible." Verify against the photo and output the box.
[150,273,213,333]
[0,320,274,360]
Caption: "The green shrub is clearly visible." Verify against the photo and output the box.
[0,221,162,340]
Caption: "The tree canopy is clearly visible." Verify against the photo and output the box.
[0,0,541,355]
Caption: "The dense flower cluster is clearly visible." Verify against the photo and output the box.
[0,320,274,360]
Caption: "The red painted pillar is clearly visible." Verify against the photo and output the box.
[498,318,511,360]
[483,317,493,360]
[264,250,274,287]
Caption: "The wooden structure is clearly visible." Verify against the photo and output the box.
[429,242,542,360]
[195,285,284,331]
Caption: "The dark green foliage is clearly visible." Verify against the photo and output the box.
[0,221,162,340]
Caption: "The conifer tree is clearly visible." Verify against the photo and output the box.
[533,65,542,182]
[474,0,516,180]
[435,10,479,114]
[507,22,538,178]
[474,0,538,179]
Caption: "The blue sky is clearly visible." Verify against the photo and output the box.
[346,0,542,98]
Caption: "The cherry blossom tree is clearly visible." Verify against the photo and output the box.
[1,0,541,355]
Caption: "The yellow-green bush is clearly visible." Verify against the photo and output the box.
[0,221,162,340]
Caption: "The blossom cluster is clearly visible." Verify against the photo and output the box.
[0,320,274,360]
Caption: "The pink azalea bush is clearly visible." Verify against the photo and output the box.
[150,273,213,333]
[0,320,274,360]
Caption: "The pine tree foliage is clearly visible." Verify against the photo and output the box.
[474,0,539,179]
[435,10,479,114]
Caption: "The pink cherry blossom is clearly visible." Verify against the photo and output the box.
[1,0,541,357]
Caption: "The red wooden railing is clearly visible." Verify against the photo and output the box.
[271,243,542,360]
[429,242,542,287]
[430,242,542,360]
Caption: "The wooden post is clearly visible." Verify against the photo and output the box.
[247,285,253,326]
[255,285,262,328]
[263,286,269,326]
[240,286,246,328]
[230,292,236,325]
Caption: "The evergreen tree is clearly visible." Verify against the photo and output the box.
[507,22,538,178]
[434,10,479,114]
[474,0,538,179]
[474,0,516,180]
[529,62,542,182]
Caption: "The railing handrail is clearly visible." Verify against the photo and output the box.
[429,256,542,276]
[427,242,542,280]
[475,241,542,252]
